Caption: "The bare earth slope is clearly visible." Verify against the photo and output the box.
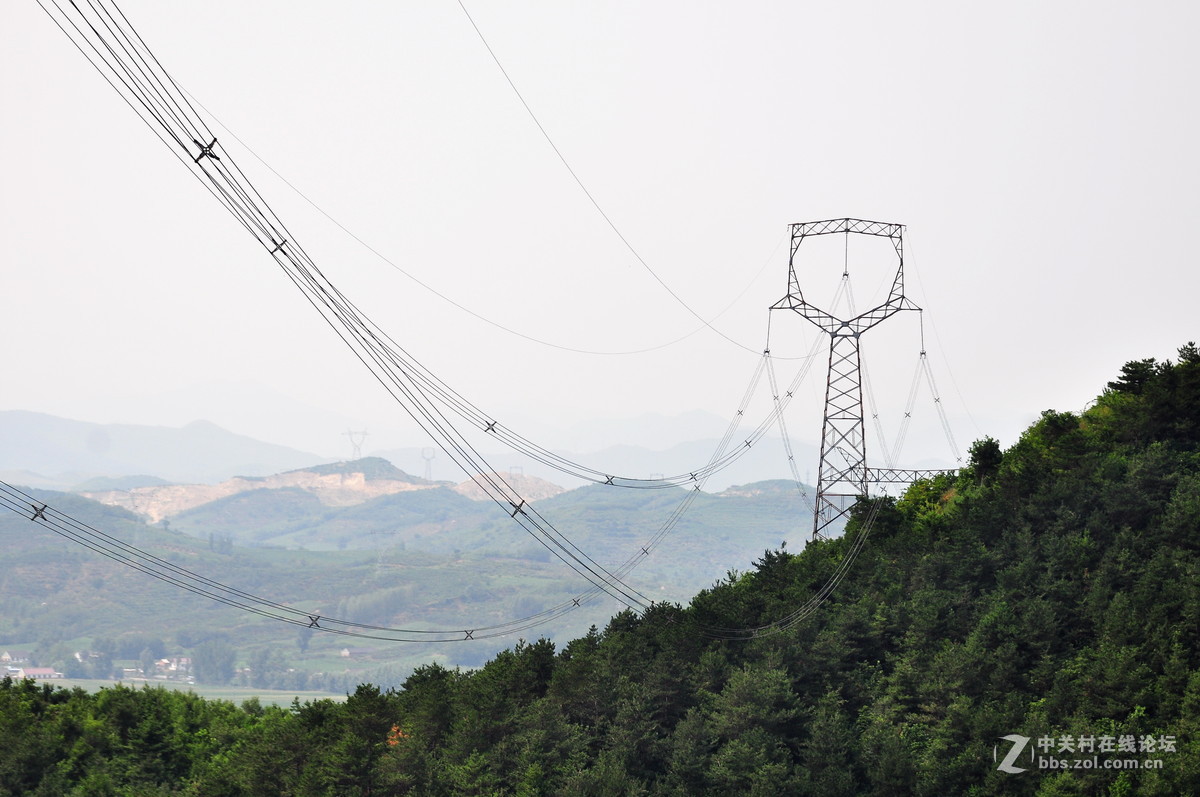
[80,457,566,523]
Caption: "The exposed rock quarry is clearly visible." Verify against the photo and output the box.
[79,458,568,523]
[81,463,442,523]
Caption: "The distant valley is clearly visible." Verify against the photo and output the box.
[0,434,817,683]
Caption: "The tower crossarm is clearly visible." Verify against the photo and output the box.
[789,218,904,246]
[769,293,920,336]
[767,294,844,333]
[866,466,957,484]
[850,294,922,331]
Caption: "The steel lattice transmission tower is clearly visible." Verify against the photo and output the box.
[343,429,369,461]
[772,218,946,541]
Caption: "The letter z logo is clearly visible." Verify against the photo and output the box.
[995,734,1031,774]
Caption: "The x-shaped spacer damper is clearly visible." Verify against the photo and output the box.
[192,137,220,164]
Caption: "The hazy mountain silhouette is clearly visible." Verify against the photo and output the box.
[0,411,326,486]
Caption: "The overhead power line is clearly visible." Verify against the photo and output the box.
[183,88,790,358]
[0,481,620,642]
[32,1,900,642]
[37,0,655,614]
[34,0,833,635]
[455,0,765,357]
[42,0,819,496]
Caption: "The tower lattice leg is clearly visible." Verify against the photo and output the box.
[814,332,868,539]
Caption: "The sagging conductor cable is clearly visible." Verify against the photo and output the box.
[42,0,815,498]
[0,480,638,642]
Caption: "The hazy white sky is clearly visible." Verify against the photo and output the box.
[3,1,1198,470]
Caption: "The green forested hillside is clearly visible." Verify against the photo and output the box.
[168,484,493,549]
[0,474,810,682]
[2,345,1199,795]
[166,476,811,560]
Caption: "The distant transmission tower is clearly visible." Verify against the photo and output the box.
[343,429,369,461]
[771,219,951,541]
[421,447,436,481]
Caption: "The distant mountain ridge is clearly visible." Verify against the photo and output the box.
[3,409,837,495]
[290,457,421,482]
[0,411,327,486]
[76,457,570,525]
[374,436,826,493]
[77,456,444,523]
